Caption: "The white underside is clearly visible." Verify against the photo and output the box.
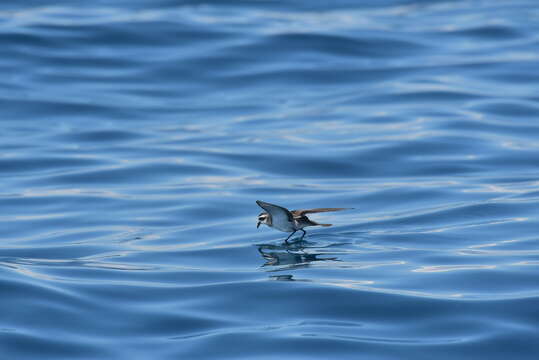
[268,219,299,232]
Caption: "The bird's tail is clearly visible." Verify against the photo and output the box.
[307,219,333,227]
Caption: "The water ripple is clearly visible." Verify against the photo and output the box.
[1,0,539,358]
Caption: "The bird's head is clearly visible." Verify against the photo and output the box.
[257,212,270,228]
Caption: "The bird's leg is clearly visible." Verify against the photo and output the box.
[300,229,306,238]
[284,231,296,244]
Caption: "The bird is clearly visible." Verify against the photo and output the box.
[256,200,351,243]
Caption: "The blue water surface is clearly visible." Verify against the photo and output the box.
[1,1,539,359]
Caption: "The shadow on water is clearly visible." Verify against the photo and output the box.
[256,236,346,276]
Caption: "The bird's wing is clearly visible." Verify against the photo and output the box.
[256,200,295,223]
[291,208,351,216]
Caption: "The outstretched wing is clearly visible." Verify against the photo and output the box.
[291,208,351,216]
[256,200,294,223]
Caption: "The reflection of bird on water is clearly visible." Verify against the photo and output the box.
[269,274,295,281]
[256,200,352,243]
[257,242,338,269]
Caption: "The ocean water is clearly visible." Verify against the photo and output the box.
[1,1,539,358]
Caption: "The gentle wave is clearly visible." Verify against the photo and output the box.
[2,0,539,358]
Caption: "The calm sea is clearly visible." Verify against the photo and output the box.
[1,1,539,359]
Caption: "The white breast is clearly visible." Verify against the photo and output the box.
[270,216,297,232]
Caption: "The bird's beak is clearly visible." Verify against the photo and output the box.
[257,221,261,228]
